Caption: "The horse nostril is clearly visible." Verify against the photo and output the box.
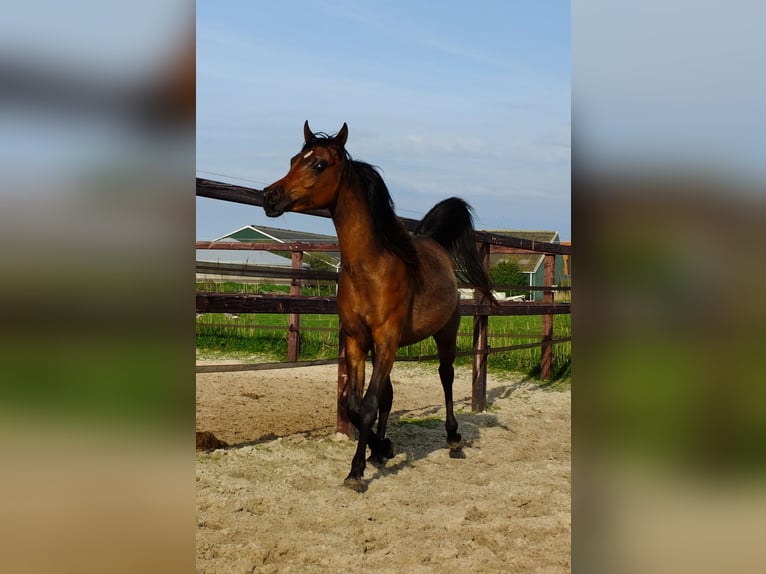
[264,187,281,206]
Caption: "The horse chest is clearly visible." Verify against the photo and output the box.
[340,263,406,299]
[338,267,408,330]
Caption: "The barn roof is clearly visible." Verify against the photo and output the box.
[486,230,559,244]
[212,225,337,244]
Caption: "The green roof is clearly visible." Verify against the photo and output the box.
[226,228,273,241]
[219,225,338,244]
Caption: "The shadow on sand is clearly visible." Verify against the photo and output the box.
[212,378,536,490]
[364,379,534,485]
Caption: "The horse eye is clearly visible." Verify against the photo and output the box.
[313,159,328,171]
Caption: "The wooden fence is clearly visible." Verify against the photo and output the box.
[196,177,571,435]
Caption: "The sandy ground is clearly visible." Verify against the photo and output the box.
[196,361,570,573]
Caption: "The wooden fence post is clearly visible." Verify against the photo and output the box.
[540,254,555,380]
[471,241,490,412]
[287,250,303,362]
[336,326,353,436]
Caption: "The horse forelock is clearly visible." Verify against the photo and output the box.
[301,133,352,162]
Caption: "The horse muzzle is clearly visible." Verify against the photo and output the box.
[262,185,289,217]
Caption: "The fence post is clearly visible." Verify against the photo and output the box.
[287,250,303,362]
[471,241,490,412]
[336,326,353,437]
[540,253,555,380]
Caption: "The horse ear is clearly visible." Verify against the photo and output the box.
[303,120,313,143]
[335,123,348,147]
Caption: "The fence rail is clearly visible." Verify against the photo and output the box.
[196,292,571,316]
[196,178,569,254]
[196,177,571,434]
[197,256,570,292]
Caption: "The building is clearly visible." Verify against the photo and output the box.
[196,225,340,284]
[487,230,568,301]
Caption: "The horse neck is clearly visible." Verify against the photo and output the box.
[330,172,380,267]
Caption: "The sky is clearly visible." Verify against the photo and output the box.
[196,1,571,241]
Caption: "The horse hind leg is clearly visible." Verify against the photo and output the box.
[434,310,463,452]
[439,361,464,452]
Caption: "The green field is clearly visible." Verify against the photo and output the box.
[196,299,571,380]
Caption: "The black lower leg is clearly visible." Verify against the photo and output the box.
[346,387,385,451]
[344,394,380,491]
[370,376,394,461]
[439,362,463,450]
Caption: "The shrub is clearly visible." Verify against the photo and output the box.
[489,260,527,297]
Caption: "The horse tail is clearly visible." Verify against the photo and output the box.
[414,197,498,305]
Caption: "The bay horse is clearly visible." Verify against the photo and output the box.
[263,122,496,491]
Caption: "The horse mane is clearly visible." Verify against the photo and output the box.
[302,133,419,271]
[348,161,419,270]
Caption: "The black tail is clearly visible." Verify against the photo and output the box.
[415,197,497,305]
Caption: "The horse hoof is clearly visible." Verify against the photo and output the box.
[367,451,387,466]
[343,477,367,493]
[368,438,394,466]
[367,453,384,466]
[380,438,394,459]
[448,433,463,452]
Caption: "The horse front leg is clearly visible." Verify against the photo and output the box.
[371,375,395,461]
[342,336,367,429]
[344,345,396,492]
[342,335,385,456]
[364,349,394,464]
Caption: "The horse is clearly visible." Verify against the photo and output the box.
[263,121,496,492]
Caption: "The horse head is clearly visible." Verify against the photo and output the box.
[263,121,348,217]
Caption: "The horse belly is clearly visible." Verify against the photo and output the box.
[400,285,458,346]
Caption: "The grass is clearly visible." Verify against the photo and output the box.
[196,313,340,360]
[196,281,336,297]
[196,311,570,381]
[196,281,571,380]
